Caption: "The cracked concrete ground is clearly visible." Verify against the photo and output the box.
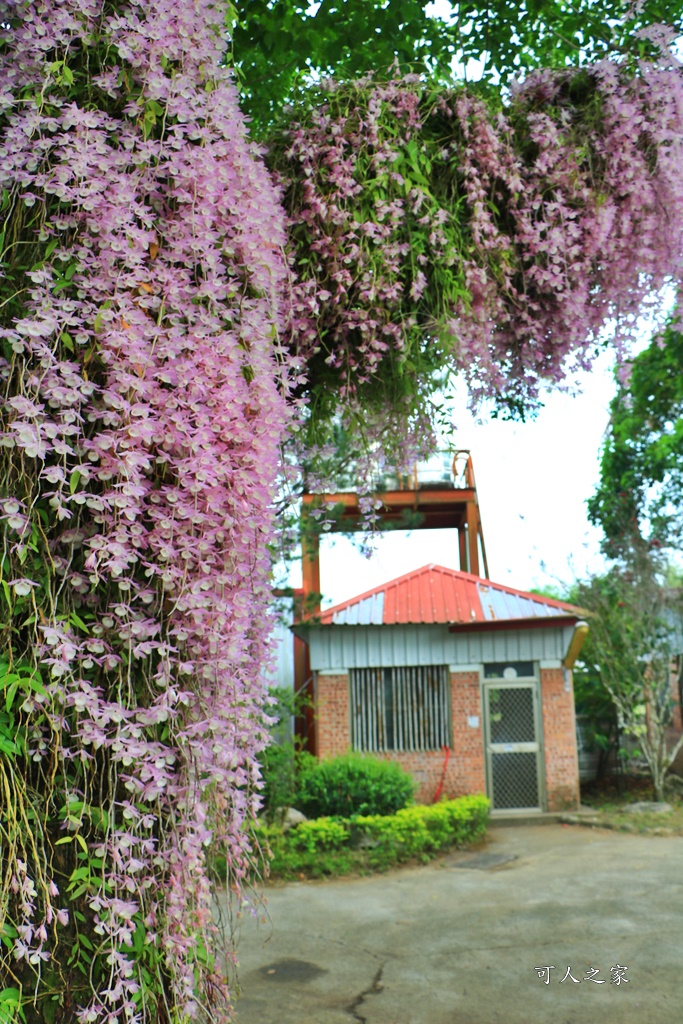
[229,824,683,1024]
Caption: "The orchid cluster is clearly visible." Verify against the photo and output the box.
[270,49,683,420]
[0,0,290,1020]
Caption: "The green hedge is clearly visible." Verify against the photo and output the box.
[256,794,490,879]
[296,752,417,818]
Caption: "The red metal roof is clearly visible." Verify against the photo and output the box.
[317,564,582,627]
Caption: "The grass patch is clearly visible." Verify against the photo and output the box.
[576,775,683,835]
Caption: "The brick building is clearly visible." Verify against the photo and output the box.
[293,564,588,815]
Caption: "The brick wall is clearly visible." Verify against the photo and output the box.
[447,670,486,798]
[314,666,580,811]
[315,673,350,759]
[540,667,580,811]
[313,669,486,805]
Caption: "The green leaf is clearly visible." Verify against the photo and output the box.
[69,883,92,899]
[69,470,81,495]
[67,865,90,883]
[0,987,20,1024]
[69,610,89,633]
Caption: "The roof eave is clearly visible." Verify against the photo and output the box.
[448,615,580,633]
[294,615,580,634]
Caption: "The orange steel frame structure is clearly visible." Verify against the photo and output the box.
[294,451,489,754]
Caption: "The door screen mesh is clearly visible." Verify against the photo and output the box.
[490,752,539,809]
[487,684,540,810]
[488,687,535,743]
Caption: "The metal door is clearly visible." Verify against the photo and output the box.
[483,682,543,811]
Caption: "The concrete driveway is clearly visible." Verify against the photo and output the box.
[230,824,683,1024]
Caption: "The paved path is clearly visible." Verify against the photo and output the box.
[229,824,683,1024]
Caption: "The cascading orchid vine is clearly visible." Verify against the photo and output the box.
[270,46,683,432]
[0,0,291,1021]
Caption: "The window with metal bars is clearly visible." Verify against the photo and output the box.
[349,666,451,752]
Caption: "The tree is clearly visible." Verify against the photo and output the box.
[231,0,683,132]
[588,321,683,556]
[573,549,683,802]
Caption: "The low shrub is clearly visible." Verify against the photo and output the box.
[296,752,417,818]
[257,794,490,880]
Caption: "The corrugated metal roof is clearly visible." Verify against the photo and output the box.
[319,564,582,626]
[330,591,385,626]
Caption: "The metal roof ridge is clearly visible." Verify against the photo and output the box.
[319,563,455,620]
[316,563,584,623]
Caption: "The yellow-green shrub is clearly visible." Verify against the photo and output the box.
[256,794,489,879]
[289,817,349,853]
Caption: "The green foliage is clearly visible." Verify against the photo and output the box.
[258,687,315,822]
[231,0,459,132]
[258,794,490,879]
[572,656,619,763]
[562,583,619,760]
[289,816,349,853]
[230,0,683,133]
[588,322,683,555]
[572,549,683,801]
[260,741,300,820]
[296,753,417,818]
[0,988,21,1024]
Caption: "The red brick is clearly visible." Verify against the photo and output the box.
[540,668,580,811]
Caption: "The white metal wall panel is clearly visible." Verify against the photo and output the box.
[305,624,576,670]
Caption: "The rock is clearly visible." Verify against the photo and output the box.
[280,807,308,831]
[559,814,601,827]
[623,801,672,815]
[351,830,380,850]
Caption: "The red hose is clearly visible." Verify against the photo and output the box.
[433,744,451,803]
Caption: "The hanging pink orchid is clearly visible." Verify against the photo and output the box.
[0,0,290,1019]
[272,53,683,418]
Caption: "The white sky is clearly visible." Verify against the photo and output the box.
[285,349,616,608]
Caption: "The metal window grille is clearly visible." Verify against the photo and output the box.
[350,666,451,752]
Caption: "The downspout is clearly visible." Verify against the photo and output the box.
[562,620,589,691]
